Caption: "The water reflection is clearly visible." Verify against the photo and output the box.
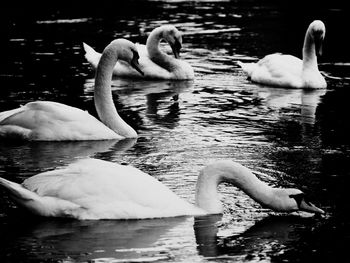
[0,215,194,262]
[194,214,320,261]
[83,78,194,132]
[0,139,136,176]
[0,211,320,263]
[254,85,327,125]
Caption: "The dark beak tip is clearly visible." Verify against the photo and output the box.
[131,60,144,76]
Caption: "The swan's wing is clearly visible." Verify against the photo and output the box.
[114,57,172,79]
[1,101,89,127]
[257,54,302,76]
[83,42,101,69]
[0,176,83,217]
[0,101,118,140]
[135,43,148,57]
[250,54,303,87]
[114,43,172,79]
[23,158,193,219]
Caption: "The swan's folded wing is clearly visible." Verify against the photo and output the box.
[1,101,91,129]
[135,43,148,57]
[83,42,101,69]
[0,101,120,140]
[258,54,302,77]
[23,158,195,219]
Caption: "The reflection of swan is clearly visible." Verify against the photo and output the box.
[0,159,323,219]
[194,214,315,259]
[257,87,326,124]
[238,20,327,89]
[83,25,194,80]
[0,215,190,262]
[144,81,193,128]
[0,138,136,171]
[0,39,142,141]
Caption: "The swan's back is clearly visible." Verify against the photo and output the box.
[24,158,199,219]
[0,101,120,141]
[239,53,304,87]
[113,43,194,80]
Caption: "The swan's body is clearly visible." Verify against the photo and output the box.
[0,158,324,220]
[0,39,142,141]
[83,25,194,80]
[238,20,326,89]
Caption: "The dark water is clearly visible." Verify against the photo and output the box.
[0,0,350,262]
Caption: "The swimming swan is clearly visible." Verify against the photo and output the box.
[238,20,327,89]
[0,39,143,141]
[83,25,194,80]
[0,158,324,220]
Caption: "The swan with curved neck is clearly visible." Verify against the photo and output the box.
[0,39,142,141]
[237,20,327,89]
[0,158,324,220]
[83,25,194,80]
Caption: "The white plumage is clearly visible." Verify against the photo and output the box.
[83,25,194,80]
[238,20,327,89]
[0,39,141,141]
[0,158,324,220]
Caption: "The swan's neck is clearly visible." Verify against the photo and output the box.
[94,45,136,138]
[195,161,275,214]
[146,28,176,71]
[302,30,318,71]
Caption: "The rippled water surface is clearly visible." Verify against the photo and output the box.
[1,1,350,262]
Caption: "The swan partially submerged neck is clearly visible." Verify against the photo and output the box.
[195,160,324,214]
[94,39,138,138]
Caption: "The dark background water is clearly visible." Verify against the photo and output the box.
[0,0,350,262]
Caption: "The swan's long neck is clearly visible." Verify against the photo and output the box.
[146,28,175,71]
[94,43,137,138]
[302,29,318,71]
[195,161,274,214]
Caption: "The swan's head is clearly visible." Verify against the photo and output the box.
[161,25,183,59]
[272,188,324,214]
[309,20,326,56]
[109,39,144,75]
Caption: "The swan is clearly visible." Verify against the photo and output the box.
[83,25,194,80]
[0,158,324,220]
[0,39,143,141]
[237,20,327,89]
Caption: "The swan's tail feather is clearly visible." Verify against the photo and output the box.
[82,42,101,69]
[0,177,84,218]
[0,177,37,202]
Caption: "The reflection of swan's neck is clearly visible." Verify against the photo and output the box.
[302,29,318,71]
[146,28,175,71]
[195,161,274,214]
[94,43,137,138]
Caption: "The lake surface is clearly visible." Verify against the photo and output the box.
[0,0,350,262]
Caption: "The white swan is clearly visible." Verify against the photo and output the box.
[83,25,194,80]
[238,20,327,89]
[0,158,324,220]
[0,39,143,141]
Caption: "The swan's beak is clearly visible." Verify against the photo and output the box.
[131,55,144,76]
[171,38,182,59]
[300,199,324,214]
